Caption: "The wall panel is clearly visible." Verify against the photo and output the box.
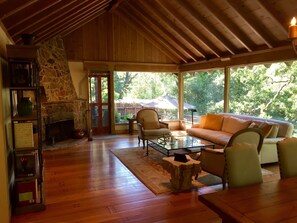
[63,12,175,65]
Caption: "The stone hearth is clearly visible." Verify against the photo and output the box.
[37,36,87,140]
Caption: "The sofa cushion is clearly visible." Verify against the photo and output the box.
[222,117,251,134]
[204,114,224,131]
[187,128,232,146]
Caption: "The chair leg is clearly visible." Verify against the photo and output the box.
[222,178,226,190]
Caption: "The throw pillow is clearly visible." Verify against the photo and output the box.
[203,113,224,131]
[221,116,251,134]
[258,122,273,138]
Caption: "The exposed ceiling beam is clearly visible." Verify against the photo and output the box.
[176,0,237,55]
[35,3,109,44]
[226,0,276,48]
[116,8,182,64]
[0,0,38,19]
[157,0,222,58]
[15,0,109,44]
[179,46,296,72]
[4,0,62,30]
[152,0,208,59]
[44,11,106,43]
[9,0,81,37]
[138,0,201,61]
[199,0,254,52]
[12,0,100,40]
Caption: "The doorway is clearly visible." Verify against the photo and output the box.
[88,72,111,135]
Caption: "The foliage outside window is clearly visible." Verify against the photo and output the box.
[229,62,297,136]
[114,72,178,123]
[183,70,224,123]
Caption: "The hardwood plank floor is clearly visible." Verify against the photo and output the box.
[11,134,277,223]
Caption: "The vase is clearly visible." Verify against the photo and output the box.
[21,33,35,45]
[17,97,34,116]
[73,129,85,139]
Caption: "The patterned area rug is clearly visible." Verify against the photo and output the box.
[110,147,278,194]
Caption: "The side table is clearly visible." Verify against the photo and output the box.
[162,155,201,190]
[127,118,137,135]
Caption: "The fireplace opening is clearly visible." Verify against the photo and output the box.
[45,119,74,145]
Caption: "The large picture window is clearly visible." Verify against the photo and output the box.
[229,62,297,135]
[114,72,178,123]
[183,70,224,123]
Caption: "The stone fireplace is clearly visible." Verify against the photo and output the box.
[38,36,87,141]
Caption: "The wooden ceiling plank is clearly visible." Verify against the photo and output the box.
[157,0,222,58]
[15,0,110,43]
[0,0,38,19]
[27,2,110,44]
[9,0,82,37]
[12,0,98,39]
[199,0,254,52]
[39,11,106,44]
[4,0,62,30]
[136,1,201,61]
[126,2,195,62]
[226,0,276,48]
[176,0,237,55]
[116,8,184,64]
[255,0,288,36]
[144,0,207,59]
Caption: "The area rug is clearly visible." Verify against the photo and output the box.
[110,147,278,194]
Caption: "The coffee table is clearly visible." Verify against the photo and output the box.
[147,135,215,157]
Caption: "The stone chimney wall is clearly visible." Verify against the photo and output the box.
[38,36,86,137]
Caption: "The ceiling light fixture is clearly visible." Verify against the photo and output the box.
[289,17,297,55]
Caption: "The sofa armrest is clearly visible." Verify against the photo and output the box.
[191,123,201,128]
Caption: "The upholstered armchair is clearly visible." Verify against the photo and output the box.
[136,108,170,148]
[277,137,297,179]
[198,128,264,189]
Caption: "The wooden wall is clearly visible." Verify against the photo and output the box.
[63,12,174,65]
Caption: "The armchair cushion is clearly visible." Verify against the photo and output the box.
[142,119,160,130]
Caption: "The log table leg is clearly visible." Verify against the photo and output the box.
[162,155,201,191]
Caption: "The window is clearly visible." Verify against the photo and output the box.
[229,62,297,135]
[183,70,224,123]
[114,72,178,123]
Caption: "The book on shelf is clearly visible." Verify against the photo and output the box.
[15,151,38,177]
[14,122,34,148]
[16,179,37,207]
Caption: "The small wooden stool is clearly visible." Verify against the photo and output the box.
[162,155,201,190]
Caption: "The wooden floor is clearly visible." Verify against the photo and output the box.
[10,134,278,223]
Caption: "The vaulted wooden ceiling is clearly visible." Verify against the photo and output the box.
[0,0,296,65]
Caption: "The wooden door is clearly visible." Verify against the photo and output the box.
[88,72,111,135]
